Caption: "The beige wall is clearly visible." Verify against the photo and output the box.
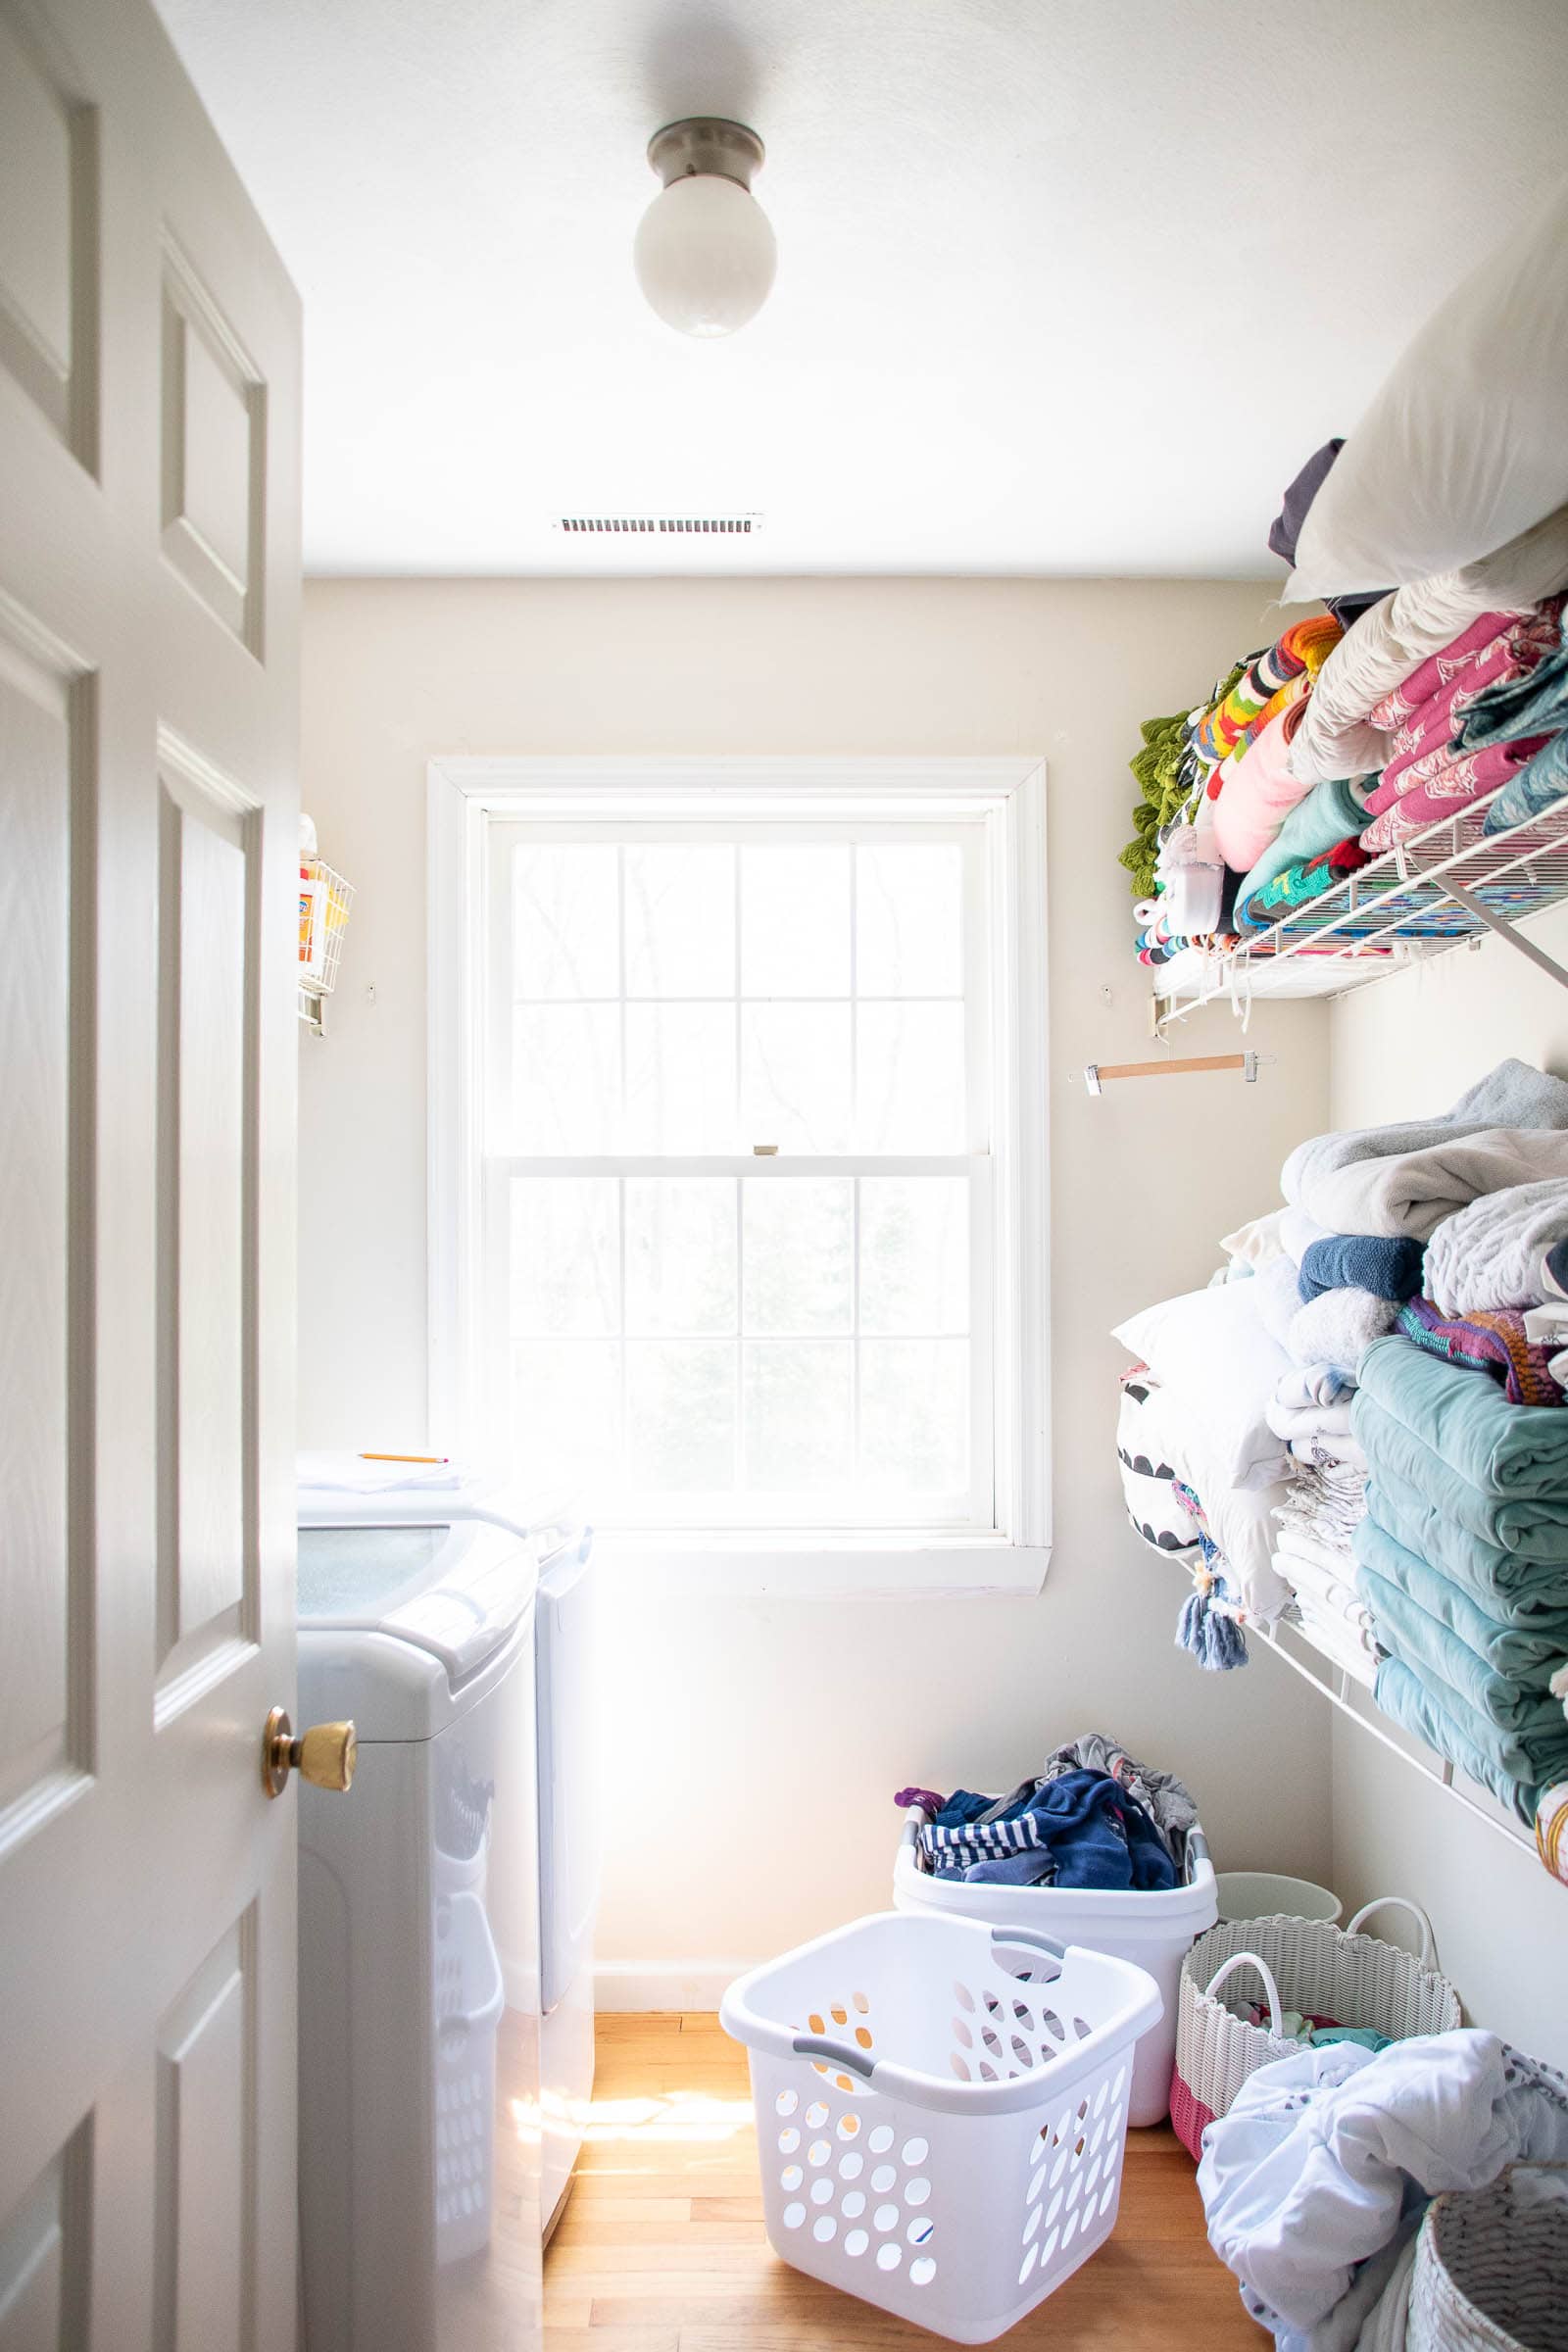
[299,575,1335,1979]
[1330,906,1568,2072]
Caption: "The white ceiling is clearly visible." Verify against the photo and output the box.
[156,0,1568,579]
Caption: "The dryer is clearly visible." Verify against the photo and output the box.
[298,1457,598,2239]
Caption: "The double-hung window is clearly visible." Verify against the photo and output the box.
[432,760,1049,1591]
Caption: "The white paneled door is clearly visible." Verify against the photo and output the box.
[0,0,301,2342]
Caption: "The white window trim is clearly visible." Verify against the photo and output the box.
[427,755,1051,1597]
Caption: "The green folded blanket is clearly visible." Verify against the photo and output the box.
[1354,1532,1568,1733]
[1373,1659,1547,1822]
[1355,1392,1568,1572]
[1361,1497,1568,1656]
[1356,1334,1568,1499]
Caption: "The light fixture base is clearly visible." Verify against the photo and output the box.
[647,117,764,193]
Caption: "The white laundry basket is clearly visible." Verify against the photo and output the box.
[894,1806,1216,2127]
[720,1911,1163,2345]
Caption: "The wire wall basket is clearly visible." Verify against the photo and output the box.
[298,858,355,1035]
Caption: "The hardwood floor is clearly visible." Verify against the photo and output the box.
[544,2014,1258,2351]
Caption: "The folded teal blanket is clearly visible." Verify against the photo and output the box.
[1356,1334,1568,1497]
[1361,1497,1568,1657]
[1355,1392,1568,1571]
[1373,1659,1545,1822]
[1354,1531,1567,1733]
[1234,773,1372,930]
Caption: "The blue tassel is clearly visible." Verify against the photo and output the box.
[1175,1564,1250,1671]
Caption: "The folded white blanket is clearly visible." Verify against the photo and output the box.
[1424,1177,1568,1314]
[1288,1287,1399,1374]
[1298,1128,1568,1244]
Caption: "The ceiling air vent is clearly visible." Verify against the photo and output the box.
[553,514,763,537]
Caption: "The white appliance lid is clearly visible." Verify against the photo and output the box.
[296,1520,536,1685]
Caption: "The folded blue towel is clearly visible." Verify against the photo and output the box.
[1456,615,1568,752]
[1298,1235,1426,1305]
[1354,1538,1567,1735]
[1359,1500,1568,1660]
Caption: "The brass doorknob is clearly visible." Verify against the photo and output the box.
[262,1706,357,1799]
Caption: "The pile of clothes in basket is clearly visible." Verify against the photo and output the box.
[1112,1055,1568,1874]
[1123,439,1568,975]
[896,1733,1197,1892]
[1199,2028,1568,2350]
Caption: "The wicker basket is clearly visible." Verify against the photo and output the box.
[1170,1896,1460,2159]
[1410,2165,1568,2352]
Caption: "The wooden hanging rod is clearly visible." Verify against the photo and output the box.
[1082,1051,1271,1095]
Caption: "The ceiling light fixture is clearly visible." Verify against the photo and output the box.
[633,118,776,340]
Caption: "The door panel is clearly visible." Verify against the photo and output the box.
[0,0,301,2340]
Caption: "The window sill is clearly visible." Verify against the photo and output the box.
[590,1533,1052,1598]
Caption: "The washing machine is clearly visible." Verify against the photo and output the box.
[298,1457,598,2244]
[295,1514,543,2351]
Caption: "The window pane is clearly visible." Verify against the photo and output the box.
[624,844,735,999]
[858,1179,969,1334]
[624,1004,737,1152]
[626,1342,735,1491]
[513,1004,621,1152]
[741,1004,852,1152]
[855,1003,966,1151]
[511,1341,622,1496]
[743,1181,853,1334]
[857,844,963,997]
[744,1343,853,1490]
[624,1178,736,1336]
[741,845,850,998]
[859,1340,968,1494]
[511,1178,619,1336]
[514,844,618,999]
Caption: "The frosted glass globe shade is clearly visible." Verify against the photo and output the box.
[634,172,777,338]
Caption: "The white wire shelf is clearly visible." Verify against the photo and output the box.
[1253,1616,1537,1855]
[1153,787,1568,1027]
[298,857,355,1037]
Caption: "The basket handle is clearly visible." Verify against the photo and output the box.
[1202,1950,1285,2039]
[791,2034,876,2080]
[1345,1895,1436,1965]
[989,1926,1066,1960]
[1184,1828,1210,1884]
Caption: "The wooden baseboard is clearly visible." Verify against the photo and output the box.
[594,1960,759,2011]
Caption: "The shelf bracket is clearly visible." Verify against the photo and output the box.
[1431,878,1568,995]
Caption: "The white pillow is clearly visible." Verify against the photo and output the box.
[1288,174,1568,599]
[1116,1373,1200,1558]
[1129,1378,1293,1625]
[1111,1280,1293,1494]
[1220,1208,1289,1271]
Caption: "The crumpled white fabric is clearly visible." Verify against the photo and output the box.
[1197,2030,1568,2342]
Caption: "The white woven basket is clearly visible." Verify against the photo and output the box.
[1170,1897,1460,2159]
[1410,2164,1568,2352]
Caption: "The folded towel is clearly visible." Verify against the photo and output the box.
[1455,603,1568,753]
[1357,1510,1568,1681]
[1397,1298,1565,1408]
[1295,1127,1568,1245]
[1193,617,1343,772]
[1481,726,1568,835]
[1267,1396,1356,1446]
[1288,1287,1399,1376]
[1425,1178,1568,1316]
[1360,738,1548,854]
[1249,836,1371,924]
[1275,1364,1352,1411]
[1298,1236,1426,1305]
[1373,1658,1547,1820]
[1357,1335,1568,1498]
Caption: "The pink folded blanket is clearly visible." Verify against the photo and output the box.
[1212,700,1316,874]
[1371,606,1560,803]
[1359,737,1549,853]
[1368,610,1518,730]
